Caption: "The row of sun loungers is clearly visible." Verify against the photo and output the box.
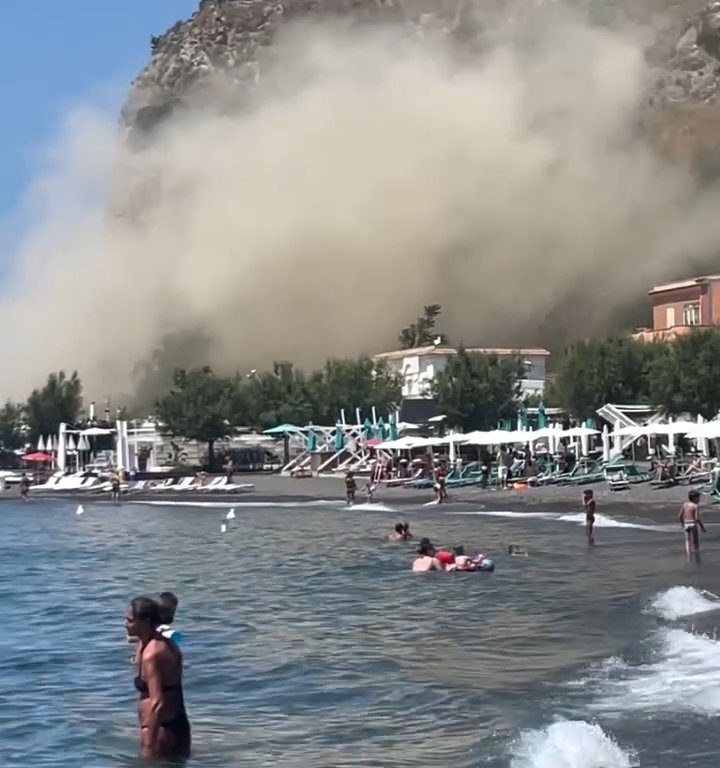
[29,473,254,495]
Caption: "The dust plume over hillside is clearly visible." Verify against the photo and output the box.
[1,9,720,400]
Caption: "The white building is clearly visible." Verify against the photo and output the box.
[373,346,550,398]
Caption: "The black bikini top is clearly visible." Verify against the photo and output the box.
[134,635,183,700]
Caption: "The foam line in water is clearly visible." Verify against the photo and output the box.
[590,628,720,715]
[510,720,634,768]
[449,511,558,519]
[648,586,720,620]
[556,512,659,531]
[345,502,396,513]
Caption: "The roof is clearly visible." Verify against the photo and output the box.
[374,346,551,361]
[649,274,720,295]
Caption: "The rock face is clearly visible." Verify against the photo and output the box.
[124,0,720,154]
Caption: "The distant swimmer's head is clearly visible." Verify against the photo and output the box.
[395,523,404,534]
[689,490,701,503]
[417,537,435,556]
[126,596,161,639]
[158,591,179,625]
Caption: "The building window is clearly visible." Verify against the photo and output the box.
[665,307,675,328]
[683,302,700,326]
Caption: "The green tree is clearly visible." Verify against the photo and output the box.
[25,371,82,442]
[155,367,234,467]
[0,401,24,450]
[549,338,661,418]
[649,329,720,419]
[399,304,447,349]
[433,347,523,431]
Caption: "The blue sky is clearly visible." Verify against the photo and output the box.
[0,0,199,218]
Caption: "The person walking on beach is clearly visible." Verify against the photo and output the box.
[125,596,191,759]
[110,470,121,503]
[582,489,596,546]
[679,489,705,556]
[345,471,357,506]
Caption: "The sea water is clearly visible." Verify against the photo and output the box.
[1,499,719,767]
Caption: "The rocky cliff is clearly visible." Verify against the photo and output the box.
[124,0,720,159]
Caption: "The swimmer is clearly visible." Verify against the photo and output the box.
[389,523,411,541]
[508,545,529,557]
[679,489,705,556]
[451,545,476,571]
[157,591,182,646]
[125,596,191,760]
[434,547,456,568]
[345,471,357,507]
[582,489,596,546]
[412,538,444,572]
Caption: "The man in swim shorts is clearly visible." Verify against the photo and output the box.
[679,489,705,555]
[345,472,357,506]
[582,489,596,546]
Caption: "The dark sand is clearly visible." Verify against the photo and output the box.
[12,473,715,520]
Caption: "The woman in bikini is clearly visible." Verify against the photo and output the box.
[125,596,191,759]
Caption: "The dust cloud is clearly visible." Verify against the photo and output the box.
[1,8,719,401]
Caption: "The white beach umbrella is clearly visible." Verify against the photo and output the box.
[602,425,610,462]
[37,435,45,452]
[66,434,76,452]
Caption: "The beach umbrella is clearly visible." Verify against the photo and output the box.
[22,451,53,463]
[694,415,710,456]
[334,422,345,452]
[517,405,528,431]
[376,417,387,440]
[66,434,76,452]
[305,425,317,452]
[362,418,374,439]
[37,435,46,452]
[79,434,90,451]
[388,416,398,441]
[263,423,302,435]
[601,425,610,462]
[580,421,590,457]
[537,402,547,429]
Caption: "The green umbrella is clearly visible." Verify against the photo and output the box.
[537,402,547,428]
[334,422,345,451]
[306,423,317,452]
[377,417,386,440]
[263,423,301,435]
[388,417,398,441]
[362,418,373,439]
[518,405,528,431]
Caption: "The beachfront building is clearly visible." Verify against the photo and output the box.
[372,345,550,398]
[632,274,720,342]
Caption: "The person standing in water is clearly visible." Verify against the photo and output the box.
[679,489,705,556]
[582,489,596,546]
[125,596,191,759]
[345,471,357,506]
[19,472,30,502]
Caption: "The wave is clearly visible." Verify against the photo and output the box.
[344,502,397,513]
[590,627,720,716]
[450,510,662,530]
[647,586,720,621]
[556,512,658,531]
[510,720,635,768]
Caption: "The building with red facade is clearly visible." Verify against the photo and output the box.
[632,275,720,341]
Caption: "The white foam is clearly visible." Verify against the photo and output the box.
[449,510,558,519]
[648,586,720,621]
[510,720,634,768]
[591,628,720,716]
[345,502,396,513]
[557,512,659,531]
